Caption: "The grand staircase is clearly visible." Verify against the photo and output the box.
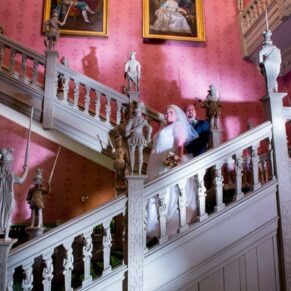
[1,32,291,290]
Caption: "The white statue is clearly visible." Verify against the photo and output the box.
[124,51,141,92]
[0,148,29,240]
[125,102,152,175]
[259,30,281,93]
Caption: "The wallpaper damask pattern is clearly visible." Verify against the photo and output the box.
[0,116,115,224]
[0,0,268,139]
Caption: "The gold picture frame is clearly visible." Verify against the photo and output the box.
[43,0,108,37]
[143,0,205,42]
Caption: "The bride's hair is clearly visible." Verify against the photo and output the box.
[167,104,198,144]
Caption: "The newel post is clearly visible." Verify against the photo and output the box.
[262,92,291,290]
[126,175,146,291]
[43,51,58,129]
[0,239,16,291]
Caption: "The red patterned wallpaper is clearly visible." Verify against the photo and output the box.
[1,0,290,224]
[0,0,269,139]
[0,116,115,224]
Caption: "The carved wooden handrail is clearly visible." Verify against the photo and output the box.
[239,0,291,60]
[144,121,274,246]
[7,195,127,290]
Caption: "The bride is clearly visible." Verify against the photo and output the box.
[146,104,198,240]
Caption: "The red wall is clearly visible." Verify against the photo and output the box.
[0,0,267,138]
[0,0,277,224]
[0,116,115,224]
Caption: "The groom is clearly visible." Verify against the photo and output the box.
[184,103,210,157]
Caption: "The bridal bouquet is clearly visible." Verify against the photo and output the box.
[163,152,180,168]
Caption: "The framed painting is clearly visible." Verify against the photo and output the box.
[43,0,108,37]
[143,0,205,42]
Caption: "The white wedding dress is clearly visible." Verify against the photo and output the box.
[146,122,197,239]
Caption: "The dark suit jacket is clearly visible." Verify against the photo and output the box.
[186,120,210,157]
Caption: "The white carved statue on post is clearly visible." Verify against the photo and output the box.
[124,51,141,92]
[0,149,29,240]
[125,102,152,175]
[0,109,33,240]
[259,29,281,93]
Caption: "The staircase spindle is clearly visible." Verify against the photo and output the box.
[0,44,4,70]
[82,231,93,288]
[9,48,16,75]
[268,135,276,180]
[102,220,113,276]
[42,251,54,291]
[233,151,244,201]
[158,191,169,243]
[84,86,91,115]
[250,142,261,190]
[105,96,111,124]
[116,100,122,125]
[196,170,208,222]
[95,91,101,120]
[63,75,70,104]
[22,262,34,291]
[144,201,149,251]
[63,241,74,291]
[214,163,225,212]
[6,267,15,291]
[32,60,39,85]
[177,179,189,233]
[73,81,80,109]
[20,54,27,80]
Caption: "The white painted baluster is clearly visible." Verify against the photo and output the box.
[22,261,34,291]
[177,179,189,233]
[82,231,93,288]
[21,54,27,80]
[63,241,74,291]
[214,162,225,212]
[42,251,54,291]
[250,142,261,190]
[84,86,91,115]
[196,170,208,222]
[233,151,244,201]
[6,267,15,291]
[0,44,4,70]
[32,60,39,85]
[102,220,112,276]
[63,75,69,104]
[268,135,276,180]
[144,200,148,251]
[73,81,80,109]
[158,191,169,244]
[116,100,122,125]
[95,91,101,120]
[9,48,16,75]
[105,96,111,124]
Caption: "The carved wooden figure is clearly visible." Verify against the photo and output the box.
[0,148,29,240]
[259,30,281,93]
[26,168,49,228]
[112,134,129,193]
[125,102,152,175]
[124,51,141,92]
